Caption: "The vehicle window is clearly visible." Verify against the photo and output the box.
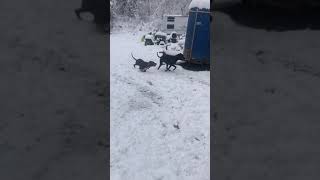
[167,24,174,29]
[167,16,175,22]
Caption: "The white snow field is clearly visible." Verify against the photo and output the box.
[110,32,210,180]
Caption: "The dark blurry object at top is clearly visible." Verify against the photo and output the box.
[214,0,320,31]
[242,0,320,9]
[75,0,109,32]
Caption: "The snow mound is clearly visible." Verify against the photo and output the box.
[178,40,185,49]
[170,31,177,35]
[164,49,182,56]
[155,31,167,37]
[189,0,210,10]
[161,43,184,53]
[145,34,153,40]
[178,39,185,46]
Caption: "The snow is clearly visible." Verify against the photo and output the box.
[155,31,167,37]
[111,32,210,180]
[163,44,183,54]
[162,49,182,56]
[164,14,189,17]
[170,31,177,35]
[188,0,210,10]
[145,34,153,40]
[163,40,185,53]
[178,39,185,46]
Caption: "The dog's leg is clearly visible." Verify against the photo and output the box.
[158,62,163,70]
[172,65,177,71]
[166,64,170,70]
[165,64,171,71]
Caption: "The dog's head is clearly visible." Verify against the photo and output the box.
[148,61,157,67]
[176,53,185,60]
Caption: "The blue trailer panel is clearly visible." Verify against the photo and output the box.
[184,8,210,64]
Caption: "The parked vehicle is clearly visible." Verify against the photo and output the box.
[144,34,154,46]
[154,31,167,45]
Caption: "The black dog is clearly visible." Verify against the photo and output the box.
[131,53,157,72]
[157,52,185,71]
[75,0,109,32]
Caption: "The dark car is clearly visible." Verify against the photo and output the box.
[242,0,320,9]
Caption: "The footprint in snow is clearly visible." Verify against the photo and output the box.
[173,124,180,130]
[147,81,153,85]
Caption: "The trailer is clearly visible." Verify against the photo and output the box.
[183,0,210,64]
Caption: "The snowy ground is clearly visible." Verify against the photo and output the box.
[110,32,210,180]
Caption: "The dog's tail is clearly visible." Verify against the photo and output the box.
[131,53,138,61]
